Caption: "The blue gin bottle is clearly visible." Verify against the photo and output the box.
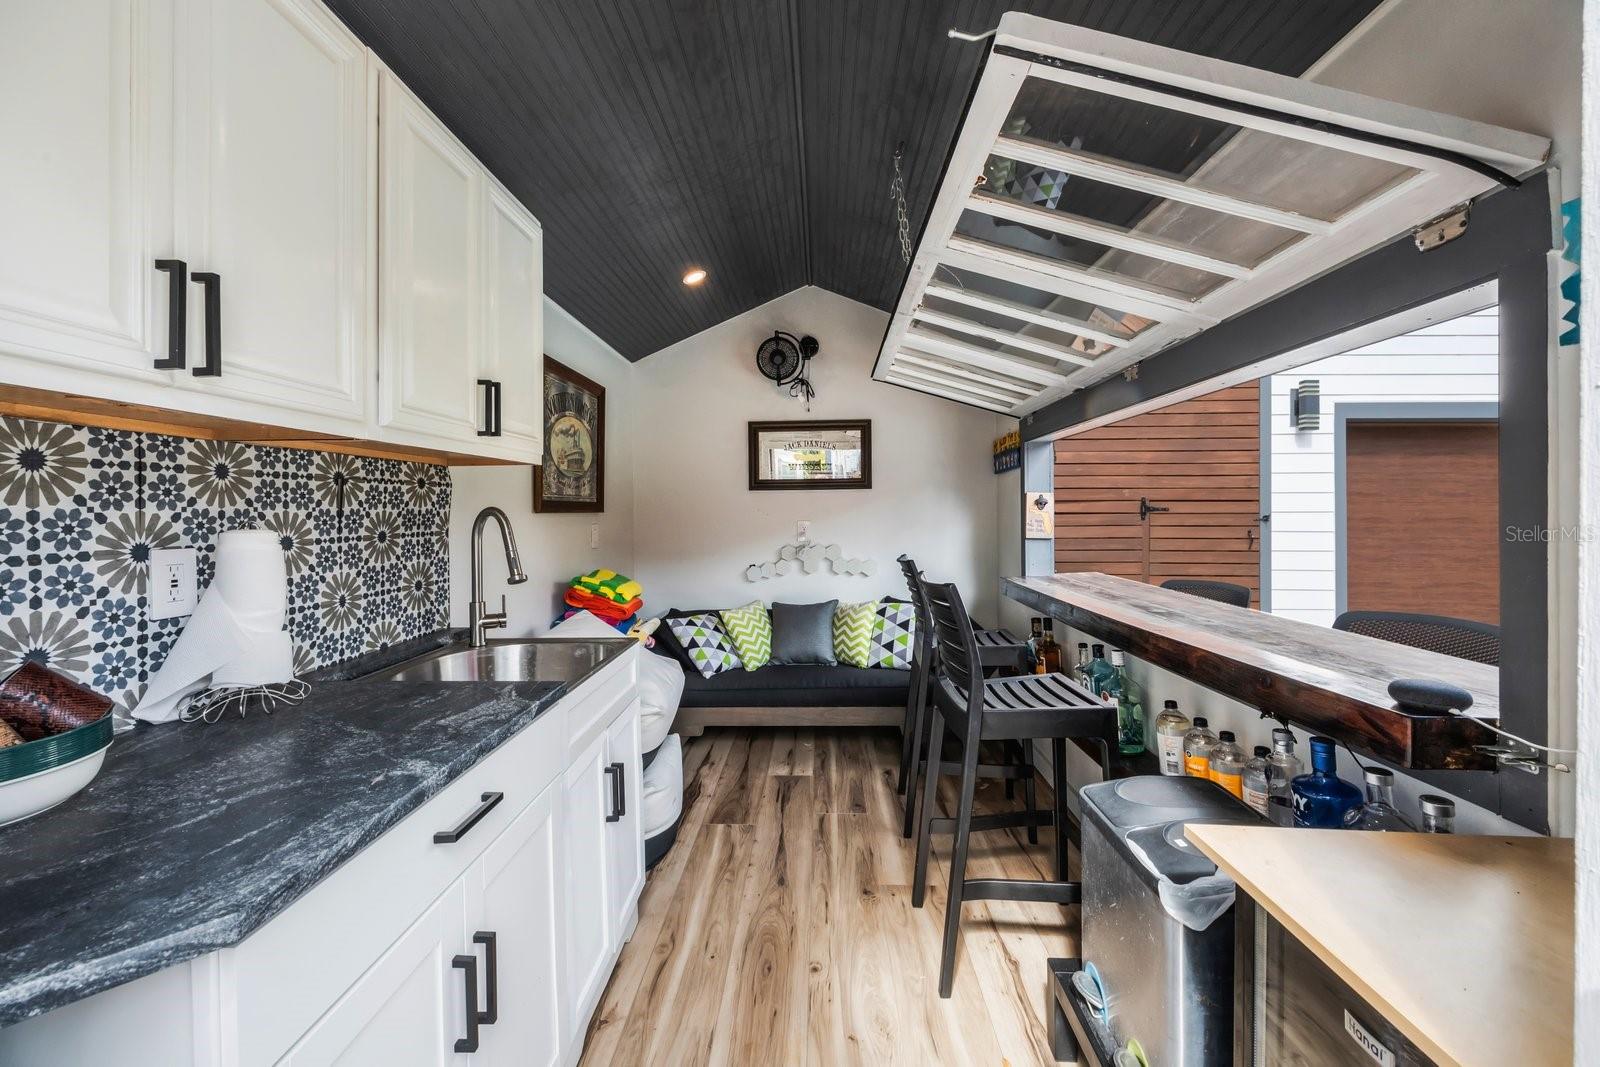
[1289,737,1363,828]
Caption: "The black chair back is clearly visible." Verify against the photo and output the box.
[1160,578,1251,608]
[920,580,983,731]
[897,555,933,658]
[1332,610,1500,666]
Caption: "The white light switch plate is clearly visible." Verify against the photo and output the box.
[149,547,197,620]
[797,520,811,544]
[590,522,600,550]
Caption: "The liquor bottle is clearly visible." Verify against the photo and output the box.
[1289,737,1363,828]
[1267,729,1303,803]
[1109,650,1145,756]
[1028,618,1044,670]
[1418,794,1456,834]
[1209,731,1247,799]
[1241,746,1272,816]
[1086,644,1113,696]
[1343,766,1417,831]
[1182,717,1218,779]
[1153,700,1190,776]
[1040,620,1064,674]
[1071,642,1091,688]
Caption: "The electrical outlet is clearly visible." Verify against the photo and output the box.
[148,547,197,620]
[590,522,600,550]
[797,520,811,544]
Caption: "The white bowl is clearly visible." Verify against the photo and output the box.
[0,746,109,827]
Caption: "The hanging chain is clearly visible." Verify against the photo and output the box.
[889,142,912,266]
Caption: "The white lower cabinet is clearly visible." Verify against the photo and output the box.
[280,879,469,1066]
[0,650,644,1067]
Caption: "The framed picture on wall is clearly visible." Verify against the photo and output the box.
[534,357,605,512]
[747,420,871,490]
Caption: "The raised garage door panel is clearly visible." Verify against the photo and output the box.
[1054,384,1261,603]
[1344,420,1499,624]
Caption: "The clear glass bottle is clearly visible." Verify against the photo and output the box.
[1086,644,1113,696]
[1071,642,1091,686]
[1153,700,1190,776]
[1209,731,1247,799]
[1182,716,1218,779]
[1343,766,1417,831]
[1290,736,1363,828]
[1241,745,1272,816]
[1028,618,1045,672]
[1418,794,1456,834]
[1267,728,1303,800]
[1110,650,1145,756]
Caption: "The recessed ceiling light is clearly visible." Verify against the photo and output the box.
[682,267,708,286]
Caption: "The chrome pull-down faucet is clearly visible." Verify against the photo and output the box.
[469,506,528,648]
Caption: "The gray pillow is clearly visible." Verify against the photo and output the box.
[769,600,839,665]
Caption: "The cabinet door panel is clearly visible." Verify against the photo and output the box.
[281,878,468,1067]
[378,72,480,441]
[0,0,172,382]
[472,784,563,1066]
[561,730,612,1043]
[481,181,543,456]
[605,701,646,934]
[174,0,369,423]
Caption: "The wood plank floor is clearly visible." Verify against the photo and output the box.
[579,726,1079,1067]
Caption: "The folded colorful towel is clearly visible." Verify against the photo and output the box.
[564,586,643,621]
[571,568,643,605]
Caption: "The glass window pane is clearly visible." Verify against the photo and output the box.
[997,76,1419,224]
[926,268,1158,343]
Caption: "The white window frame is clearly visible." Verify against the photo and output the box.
[872,13,1549,417]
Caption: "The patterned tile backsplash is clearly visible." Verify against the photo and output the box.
[0,415,452,709]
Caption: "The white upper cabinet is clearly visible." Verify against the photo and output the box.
[479,179,545,459]
[171,0,372,424]
[377,70,484,444]
[0,0,176,386]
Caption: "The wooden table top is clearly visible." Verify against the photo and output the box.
[1186,824,1574,1067]
[1002,573,1499,768]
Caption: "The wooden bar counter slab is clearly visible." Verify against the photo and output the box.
[1002,573,1500,769]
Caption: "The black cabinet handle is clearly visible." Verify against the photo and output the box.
[452,953,480,1053]
[473,931,498,1025]
[190,271,221,377]
[476,378,502,437]
[433,791,504,843]
[153,259,187,369]
[605,762,625,822]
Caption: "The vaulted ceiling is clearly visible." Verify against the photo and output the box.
[323,0,1383,360]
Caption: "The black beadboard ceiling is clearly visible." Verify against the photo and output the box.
[323,0,1383,360]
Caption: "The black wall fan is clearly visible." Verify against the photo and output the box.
[755,331,819,404]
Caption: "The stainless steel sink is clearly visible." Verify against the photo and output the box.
[377,638,630,684]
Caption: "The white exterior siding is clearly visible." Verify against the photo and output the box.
[1265,307,1499,625]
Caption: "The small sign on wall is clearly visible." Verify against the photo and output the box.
[1024,491,1054,539]
[993,429,1021,473]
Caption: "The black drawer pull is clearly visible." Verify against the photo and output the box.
[476,378,502,437]
[473,931,498,1025]
[434,791,504,843]
[190,271,221,376]
[153,259,187,369]
[605,762,625,822]
[452,953,480,1053]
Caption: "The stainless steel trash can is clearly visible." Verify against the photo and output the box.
[1080,775,1259,1066]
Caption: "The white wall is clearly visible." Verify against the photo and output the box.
[448,298,637,635]
[1266,307,1499,625]
[631,286,1001,619]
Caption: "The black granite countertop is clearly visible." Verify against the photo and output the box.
[0,667,566,1027]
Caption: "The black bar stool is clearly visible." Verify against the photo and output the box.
[911,578,1114,998]
[894,556,1034,841]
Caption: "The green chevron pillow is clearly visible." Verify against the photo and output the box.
[833,601,878,668]
[718,600,772,670]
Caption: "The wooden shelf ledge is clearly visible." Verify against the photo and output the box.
[1003,572,1500,770]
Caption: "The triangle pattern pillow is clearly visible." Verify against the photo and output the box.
[833,601,878,668]
[664,612,744,678]
[718,600,772,670]
[869,598,916,670]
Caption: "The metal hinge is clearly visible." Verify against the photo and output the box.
[1412,204,1471,251]
[1477,742,1574,775]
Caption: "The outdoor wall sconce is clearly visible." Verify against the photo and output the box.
[1290,379,1321,431]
